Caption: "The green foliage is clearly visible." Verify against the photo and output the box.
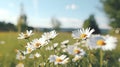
[83,14,101,34]
[101,0,120,28]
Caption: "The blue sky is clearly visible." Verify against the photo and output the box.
[0,0,110,29]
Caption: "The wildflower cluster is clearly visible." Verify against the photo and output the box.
[16,28,117,67]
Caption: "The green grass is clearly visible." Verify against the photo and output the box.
[0,32,120,67]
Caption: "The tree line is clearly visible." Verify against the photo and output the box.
[0,21,33,32]
[0,21,17,31]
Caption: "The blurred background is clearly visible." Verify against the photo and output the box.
[0,0,119,33]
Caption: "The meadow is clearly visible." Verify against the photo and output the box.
[0,31,120,67]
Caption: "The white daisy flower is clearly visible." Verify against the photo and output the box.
[102,35,117,51]
[34,52,41,58]
[87,35,117,51]
[62,49,67,52]
[72,28,94,40]
[16,50,25,60]
[73,42,81,46]
[16,62,24,67]
[61,40,69,48]
[29,53,40,59]
[65,45,85,56]
[31,38,48,49]
[42,30,58,40]
[18,30,33,39]
[25,43,35,54]
[72,55,82,62]
[48,55,69,65]
[61,40,69,45]
[53,43,58,48]
[48,55,56,62]
[86,35,102,50]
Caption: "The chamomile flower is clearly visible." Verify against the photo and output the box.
[72,55,82,62]
[65,45,85,56]
[72,28,94,40]
[18,30,33,39]
[48,55,56,62]
[73,42,81,46]
[87,35,117,51]
[42,30,58,41]
[102,35,117,51]
[34,52,41,58]
[16,50,25,60]
[61,40,69,48]
[53,43,58,48]
[29,52,41,59]
[25,43,35,54]
[86,35,102,50]
[16,62,24,67]
[48,55,69,65]
[31,38,48,49]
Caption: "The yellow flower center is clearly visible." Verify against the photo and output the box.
[27,48,32,53]
[17,62,24,67]
[74,49,81,54]
[35,43,41,48]
[97,40,106,46]
[19,55,23,60]
[56,58,63,62]
[80,34,87,39]
[24,34,29,39]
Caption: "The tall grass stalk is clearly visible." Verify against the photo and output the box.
[100,49,103,67]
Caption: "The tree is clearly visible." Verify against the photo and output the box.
[51,17,61,31]
[83,14,101,34]
[17,16,28,32]
[101,0,120,28]
[6,23,17,31]
[0,21,17,31]
[17,3,29,32]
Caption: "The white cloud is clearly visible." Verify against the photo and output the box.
[28,17,51,28]
[58,17,83,28]
[28,17,83,28]
[0,9,17,24]
[66,4,77,10]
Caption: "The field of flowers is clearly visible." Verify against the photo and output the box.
[0,28,120,67]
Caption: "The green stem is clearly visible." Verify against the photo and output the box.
[88,48,92,67]
[100,49,103,67]
[34,61,36,67]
